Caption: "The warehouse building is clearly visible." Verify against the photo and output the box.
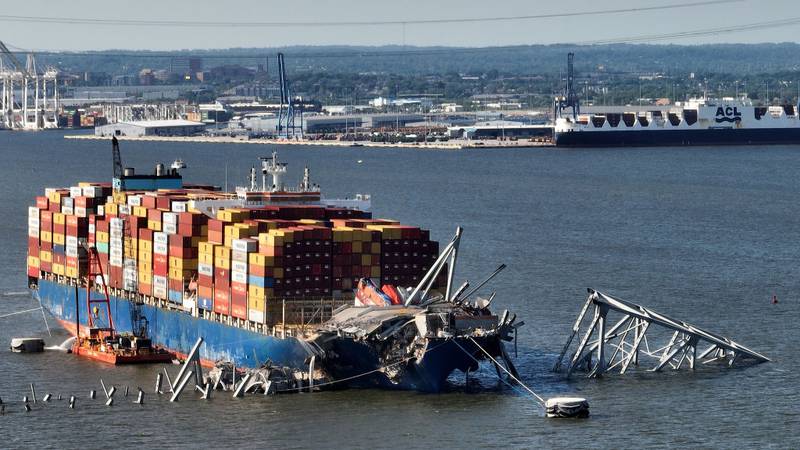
[95,119,206,137]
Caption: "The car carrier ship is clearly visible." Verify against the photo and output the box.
[26,138,520,391]
[552,53,800,147]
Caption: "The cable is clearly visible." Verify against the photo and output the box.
[0,1,740,28]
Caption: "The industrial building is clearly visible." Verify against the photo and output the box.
[447,121,553,140]
[95,119,206,137]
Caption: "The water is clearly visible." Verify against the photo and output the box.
[0,131,798,448]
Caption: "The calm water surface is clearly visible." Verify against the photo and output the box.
[0,131,797,448]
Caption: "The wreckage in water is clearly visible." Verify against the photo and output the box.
[308,228,524,392]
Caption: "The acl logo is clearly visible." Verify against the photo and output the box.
[715,106,742,123]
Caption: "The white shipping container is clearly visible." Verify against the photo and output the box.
[153,242,168,255]
[97,205,105,216]
[110,218,124,229]
[198,263,213,276]
[110,257,124,267]
[69,186,83,198]
[248,309,265,324]
[162,212,178,225]
[153,232,169,245]
[28,228,39,238]
[110,247,123,258]
[66,236,78,247]
[162,223,177,235]
[28,206,40,219]
[66,247,78,257]
[232,250,248,263]
[88,223,96,234]
[74,207,88,218]
[118,205,130,216]
[183,297,196,311]
[28,217,40,228]
[232,238,258,253]
[153,286,168,299]
[231,270,248,284]
[127,195,142,207]
[231,260,247,273]
[81,186,103,198]
[61,197,74,208]
[171,202,188,213]
[61,206,74,216]
[153,275,168,289]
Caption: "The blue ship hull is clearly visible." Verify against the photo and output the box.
[554,127,800,147]
[34,278,312,369]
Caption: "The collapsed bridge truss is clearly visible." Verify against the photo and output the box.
[554,289,769,378]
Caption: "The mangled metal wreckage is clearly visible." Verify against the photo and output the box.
[308,228,524,392]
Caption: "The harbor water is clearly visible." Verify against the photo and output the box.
[0,131,798,448]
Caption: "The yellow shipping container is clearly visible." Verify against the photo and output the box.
[39,250,52,263]
[248,285,265,299]
[247,293,265,313]
[199,253,214,265]
[361,254,372,266]
[27,256,40,268]
[65,267,78,278]
[138,261,152,273]
[169,257,198,271]
[169,268,194,281]
[113,191,127,204]
[215,256,231,270]
[139,271,152,284]
[105,203,118,216]
[96,231,109,243]
[352,241,362,253]
[47,190,62,204]
[53,212,66,225]
[40,231,52,243]
[52,263,65,276]
[138,250,152,263]
[199,241,216,255]
[133,206,148,218]
[248,253,268,267]
[53,233,65,245]
[147,220,161,231]
[371,266,381,278]
[139,240,152,251]
[214,245,232,259]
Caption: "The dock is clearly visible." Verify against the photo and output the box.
[63,134,554,149]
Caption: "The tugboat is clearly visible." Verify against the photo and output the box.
[71,245,173,365]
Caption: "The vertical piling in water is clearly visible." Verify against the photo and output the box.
[124,386,129,397]
[42,394,51,402]
[155,372,163,394]
[135,389,144,405]
[100,379,108,398]
[105,397,113,407]
[30,384,36,403]
[308,356,315,393]
[69,396,75,409]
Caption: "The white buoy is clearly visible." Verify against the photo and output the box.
[545,397,590,418]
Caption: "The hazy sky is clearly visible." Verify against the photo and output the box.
[2,0,798,51]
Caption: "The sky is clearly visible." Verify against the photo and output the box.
[1,0,798,51]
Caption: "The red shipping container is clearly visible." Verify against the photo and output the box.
[138,282,152,296]
[142,195,157,209]
[214,288,230,315]
[36,196,49,209]
[139,228,153,241]
[208,229,223,245]
[153,254,168,275]
[156,196,171,211]
[231,282,247,319]
[198,274,213,287]
[147,208,162,222]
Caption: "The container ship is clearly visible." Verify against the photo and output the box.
[554,97,800,147]
[552,53,800,147]
[26,140,491,390]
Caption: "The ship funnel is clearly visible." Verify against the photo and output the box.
[123,167,135,176]
[155,164,165,176]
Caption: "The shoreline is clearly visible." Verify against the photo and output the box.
[63,134,554,149]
